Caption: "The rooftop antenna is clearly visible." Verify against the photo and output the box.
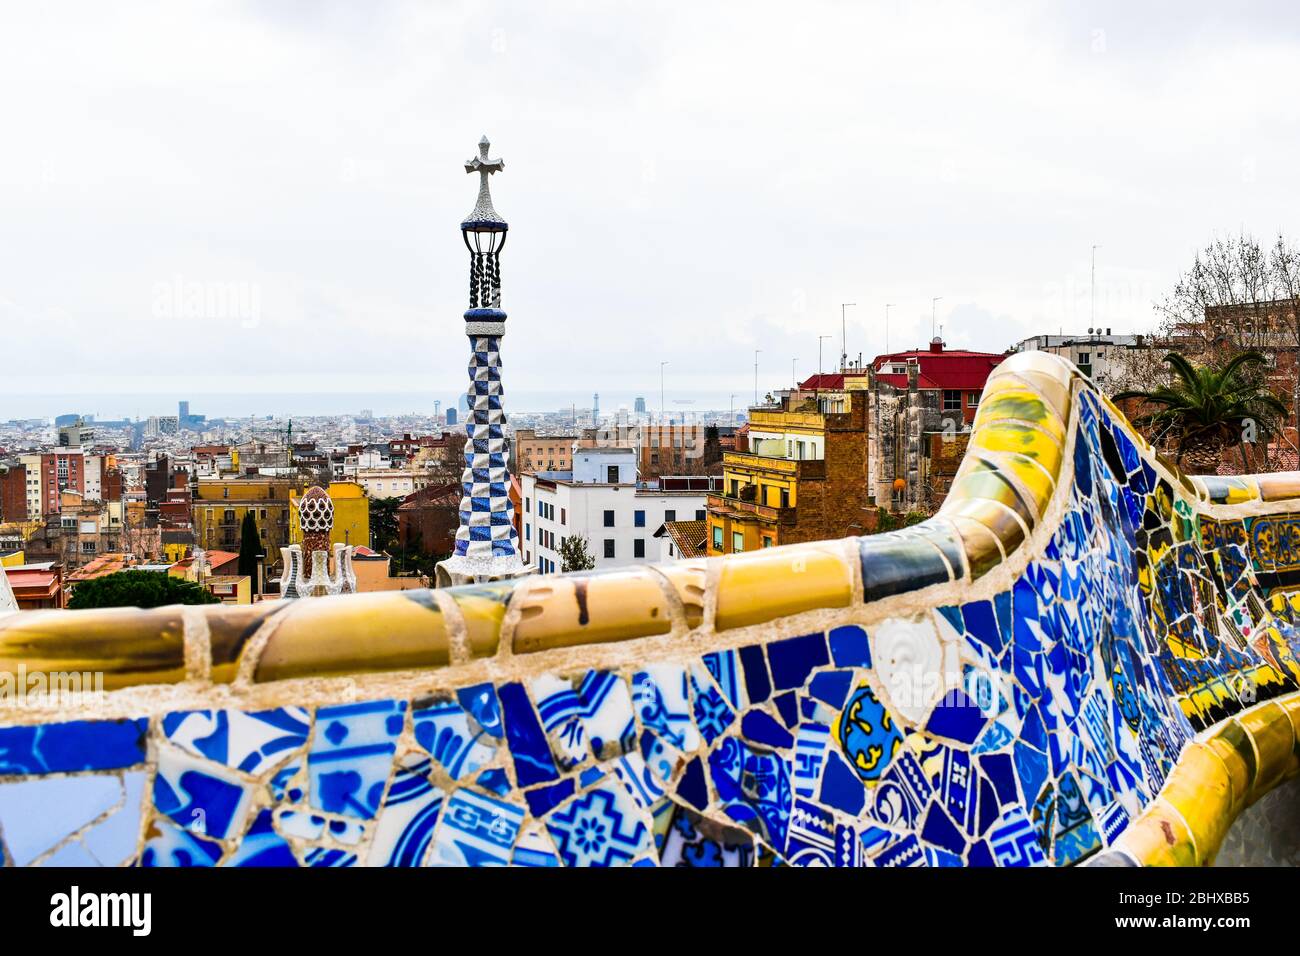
[754,350,761,404]
[840,302,856,372]
[931,297,943,340]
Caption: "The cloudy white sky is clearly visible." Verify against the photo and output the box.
[2,1,1298,415]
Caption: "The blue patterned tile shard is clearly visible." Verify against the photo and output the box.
[413,697,497,780]
[164,708,309,775]
[368,755,443,867]
[497,681,560,786]
[545,781,650,867]
[0,719,147,774]
[633,665,700,753]
[576,670,636,758]
[154,747,254,840]
[224,809,299,867]
[431,790,525,867]
[308,699,405,820]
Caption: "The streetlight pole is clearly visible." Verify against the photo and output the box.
[840,303,856,371]
[792,358,798,388]
[1091,244,1101,330]
[754,349,761,404]
[659,361,668,423]
[931,297,943,341]
[818,335,832,377]
[885,303,895,354]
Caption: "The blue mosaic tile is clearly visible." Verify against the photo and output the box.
[575,670,636,758]
[224,809,299,867]
[154,747,254,840]
[740,709,793,750]
[0,718,147,775]
[0,773,123,865]
[676,755,709,810]
[457,682,504,738]
[828,625,872,667]
[431,790,525,867]
[836,683,902,781]
[524,777,575,817]
[708,735,791,849]
[368,754,443,866]
[309,699,405,820]
[413,697,497,780]
[497,681,560,787]
[767,632,830,691]
[546,781,650,867]
[139,819,222,868]
[689,661,735,744]
[163,707,310,777]
[738,644,772,703]
[702,649,745,710]
[633,665,699,752]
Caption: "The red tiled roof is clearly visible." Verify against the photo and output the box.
[871,347,1007,391]
[798,374,848,390]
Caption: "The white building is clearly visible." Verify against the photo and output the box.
[355,468,419,500]
[520,447,717,573]
[1013,331,1145,385]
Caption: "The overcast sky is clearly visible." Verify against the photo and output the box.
[2,1,1298,413]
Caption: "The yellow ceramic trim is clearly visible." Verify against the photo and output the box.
[1109,691,1300,866]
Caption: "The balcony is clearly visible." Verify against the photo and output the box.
[707,493,796,526]
[748,407,825,430]
[722,451,826,480]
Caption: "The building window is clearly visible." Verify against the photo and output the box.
[634,509,645,527]
[695,509,705,521]
[525,497,530,513]
[712,525,724,551]
[943,390,962,411]
[634,539,645,558]
[665,509,676,522]
[780,488,790,509]
[732,532,744,553]
[603,509,615,527]
[606,465,619,483]
[525,523,531,541]
[561,508,566,524]
[968,391,981,407]
[762,535,773,548]
[603,539,615,559]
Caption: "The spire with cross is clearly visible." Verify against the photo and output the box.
[436,135,530,587]
[463,135,506,227]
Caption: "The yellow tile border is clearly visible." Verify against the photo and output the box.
[1099,691,1300,866]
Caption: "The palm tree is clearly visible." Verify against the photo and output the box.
[1113,351,1287,471]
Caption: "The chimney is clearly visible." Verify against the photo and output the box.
[929,336,943,353]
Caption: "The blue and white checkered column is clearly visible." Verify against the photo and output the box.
[455,328,519,562]
[436,306,527,584]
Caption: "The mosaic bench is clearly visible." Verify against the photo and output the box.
[0,351,1297,867]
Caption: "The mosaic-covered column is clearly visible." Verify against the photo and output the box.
[436,136,530,587]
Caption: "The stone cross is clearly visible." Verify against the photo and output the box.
[464,136,505,224]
